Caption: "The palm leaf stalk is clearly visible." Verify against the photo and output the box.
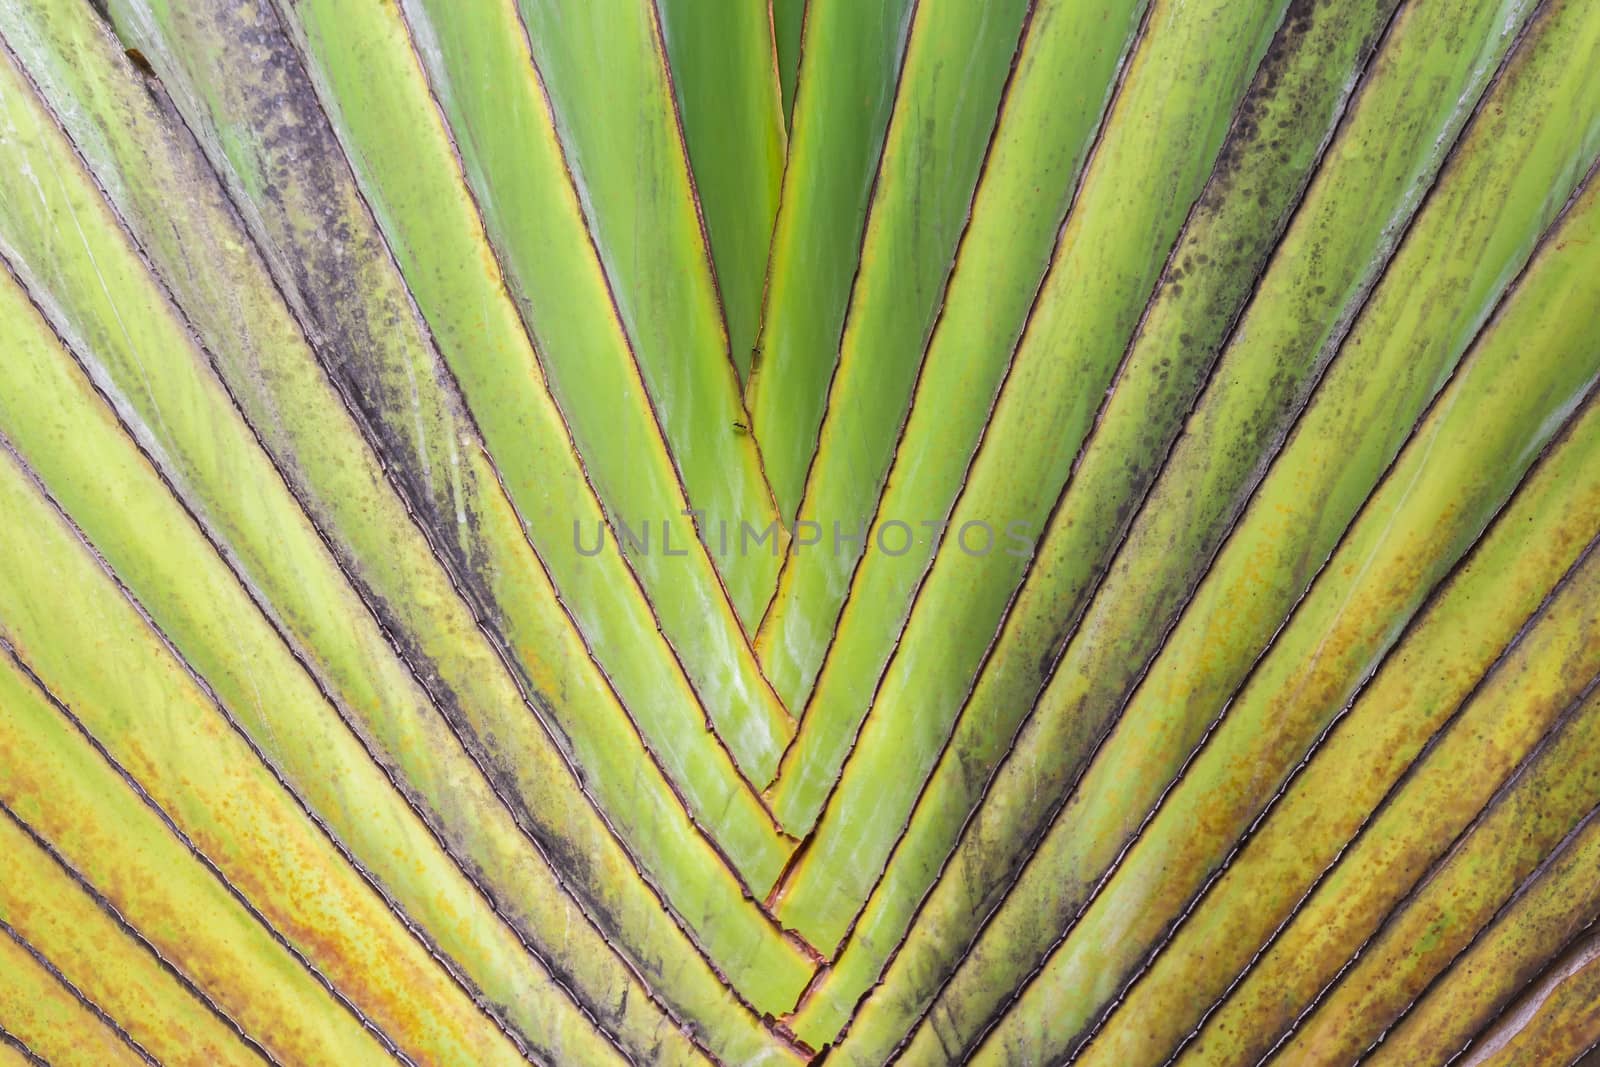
[0,0,1596,1064]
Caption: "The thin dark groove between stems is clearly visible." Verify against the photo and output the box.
[643,0,748,420]
[889,0,1535,1053]
[1569,1035,1600,1067]
[763,0,1041,775]
[786,0,1161,1036]
[746,0,830,641]
[0,1024,48,1067]
[491,0,794,719]
[1358,809,1600,1066]
[747,0,808,394]
[98,0,778,1041]
[754,0,938,664]
[1258,667,1600,1066]
[0,918,161,1066]
[382,0,790,855]
[815,0,1378,983]
[0,800,280,1067]
[0,31,662,1057]
[1153,142,1600,1067]
[746,0,921,540]
[0,429,549,1067]
[774,0,1164,878]
[0,639,414,1067]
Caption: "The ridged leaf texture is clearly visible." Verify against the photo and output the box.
[0,0,1597,1063]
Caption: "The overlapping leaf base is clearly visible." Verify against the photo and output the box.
[0,0,1597,1063]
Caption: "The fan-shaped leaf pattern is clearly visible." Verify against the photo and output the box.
[1,0,1596,1063]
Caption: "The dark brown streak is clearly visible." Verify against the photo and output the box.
[0,31,646,1060]
[0,430,547,1067]
[256,0,800,1023]
[767,1020,819,1064]
[784,960,834,1026]
[0,640,414,1067]
[1257,667,1600,1066]
[820,0,1395,993]
[0,801,280,1067]
[2,20,684,1058]
[496,0,796,719]
[0,918,161,1067]
[884,0,1542,1053]
[1358,809,1600,1066]
[765,827,817,913]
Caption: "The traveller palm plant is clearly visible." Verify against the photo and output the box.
[0,0,1597,1063]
